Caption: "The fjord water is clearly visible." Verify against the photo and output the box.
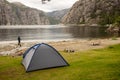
[0,25,109,41]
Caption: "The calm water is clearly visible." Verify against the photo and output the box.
[0,25,109,41]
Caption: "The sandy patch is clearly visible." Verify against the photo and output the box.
[0,38,120,56]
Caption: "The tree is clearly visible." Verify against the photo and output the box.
[115,16,120,27]
[41,0,51,4]
[41,0,50,1]
[106,16,120,36]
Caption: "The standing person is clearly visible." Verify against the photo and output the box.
[18,36,21,47]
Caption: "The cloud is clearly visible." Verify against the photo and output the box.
[7,0,78,12]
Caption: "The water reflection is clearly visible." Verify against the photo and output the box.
[66,26,109,38]
[0,25,109,41]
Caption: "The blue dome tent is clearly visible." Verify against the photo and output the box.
[22,43,69,72]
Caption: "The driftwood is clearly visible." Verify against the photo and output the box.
[92,43,100,46]
[64,49,75,53]
[91,41,101,46]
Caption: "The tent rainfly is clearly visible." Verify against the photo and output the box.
[22,43,69,72]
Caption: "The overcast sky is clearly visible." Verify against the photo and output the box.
[7,0,78,12]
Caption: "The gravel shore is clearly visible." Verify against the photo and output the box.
[0,38,120,56]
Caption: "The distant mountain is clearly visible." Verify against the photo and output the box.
[61,0,120,25]
[46,9,69,24]
[11,2,28,8]
[0,0,50,25]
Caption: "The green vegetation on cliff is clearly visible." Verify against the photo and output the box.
[115,16,120,26]
[98,9,120,25]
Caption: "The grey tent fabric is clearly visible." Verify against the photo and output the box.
[22,43,69,72]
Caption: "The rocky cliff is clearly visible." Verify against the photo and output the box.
[0,0,50,25]
[61,0,120,25]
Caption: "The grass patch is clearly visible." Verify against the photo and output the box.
[111,37,118,40]
[0,44,120,80]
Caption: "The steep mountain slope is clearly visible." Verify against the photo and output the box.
[0,0,50,25]
[46,9,69,24]
[61,0,120,25]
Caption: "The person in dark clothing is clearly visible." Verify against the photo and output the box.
[18,36,21,47]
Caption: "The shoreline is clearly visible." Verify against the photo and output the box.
[0,38,120,56]
[0,39,73,44]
